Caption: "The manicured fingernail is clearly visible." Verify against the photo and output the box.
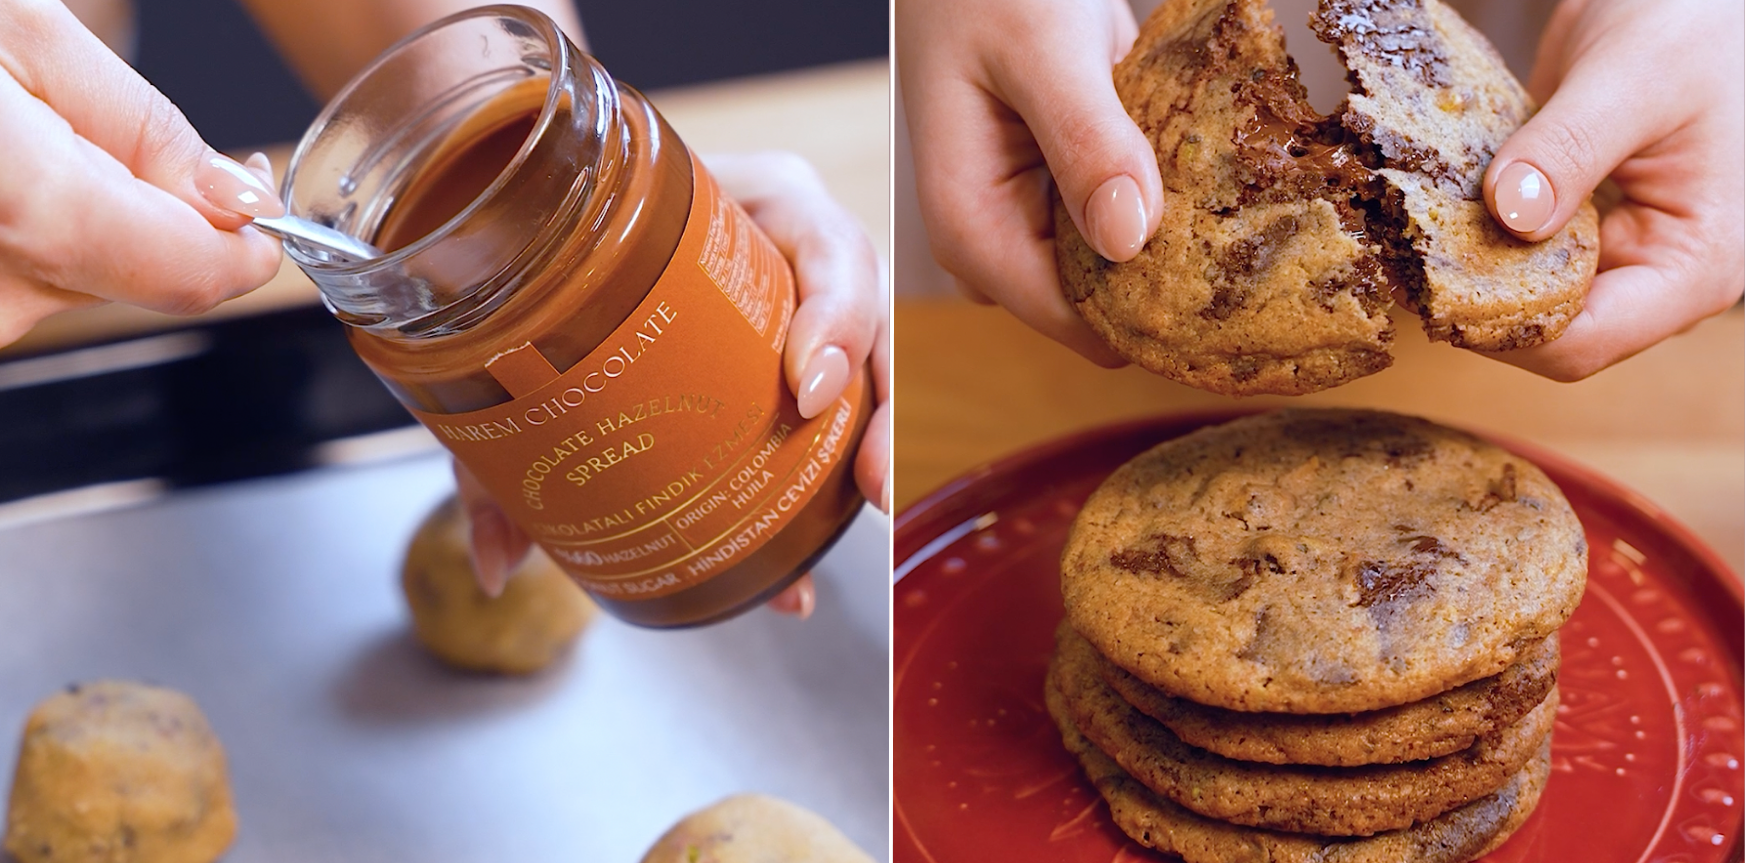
[797,345,850,419]
[1085,174,1148,261]
[1494,161,1555,234]
[878,474,891,514]
[468,507,512,598]
[768,576,816,619]
[196,152,285,219]
[243,152,276,191]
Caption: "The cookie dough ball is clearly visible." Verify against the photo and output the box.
[401,495,597,674]
[640,795,873,863]
[4,681,236,863]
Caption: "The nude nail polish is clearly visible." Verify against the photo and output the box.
[196,153,285,219]
[243,152,277,191]
[797,344,851,419]
[1494,161,1555,234]
[774,577,816,620]
[1085,175,1148,261]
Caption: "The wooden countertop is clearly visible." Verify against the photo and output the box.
[2,59,889,359]
[894,299,1745,578]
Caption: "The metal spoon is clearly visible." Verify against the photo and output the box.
[252,214,383,262]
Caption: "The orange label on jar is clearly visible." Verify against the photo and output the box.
[407,151,862,600]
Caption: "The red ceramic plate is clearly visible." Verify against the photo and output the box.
[895,412,1744,863]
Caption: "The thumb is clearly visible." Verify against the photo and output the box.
[995,40,1162,262]
[1483,58,1663,241]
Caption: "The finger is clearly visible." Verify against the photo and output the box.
[0,0,283,230]
[1108,0,1140,63]
[984,239,1130,367]
[244,151,278,193]
[711,152,882,420]
[0,72,283,315]
[864,306,891,509]
[990,20,1161,262]
[766,574,817,620]
[453,461,532,598]
[856,396,892,514]
[1484,259,1724,381]
[1484,51,1673,241]
[907,73,1127,365]
[1522,0,1586,103]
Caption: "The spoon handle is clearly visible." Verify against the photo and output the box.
[252,215,383,262]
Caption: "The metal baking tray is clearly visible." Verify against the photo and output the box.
[0,444,890,861]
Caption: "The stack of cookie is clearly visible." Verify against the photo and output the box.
[1049,409,1587,862]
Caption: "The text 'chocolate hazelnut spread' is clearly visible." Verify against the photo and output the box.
[281,6,869,627]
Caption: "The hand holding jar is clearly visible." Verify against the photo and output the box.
[458,150,892,619]
[282,8,883,627]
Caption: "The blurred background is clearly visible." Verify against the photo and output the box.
[131,0,887,151]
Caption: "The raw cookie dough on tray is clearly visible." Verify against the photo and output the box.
[4,681,236,863]
[639,794,875,863]
[1056,0,1598,396]
[401,494,598,675]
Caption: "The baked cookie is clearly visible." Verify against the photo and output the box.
[1313,0,1599,349]
[1046,673,1552,863]
[1102,631,1560,766]
[1055,0,1599,394]
[402,495,598,675]
[1051,626,1556,836]
[5,681,236,863]
[639,794,874,863]
[1057,0,1397,395]
[1060,409,1587,714]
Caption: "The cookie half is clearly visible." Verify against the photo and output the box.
[1045,672,1552,863]
[1103,631,1560,766]
[1060,409,1587,714]
[1057,0,1397,395]
[1051,625,1556,836]
[1313,0,1600,349]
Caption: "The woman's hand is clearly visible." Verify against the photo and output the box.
[1483,0,1744,380]
[898,0,1160,366]
[460,151,889,620]
[0,0,284,348]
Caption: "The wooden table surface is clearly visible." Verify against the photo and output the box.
[894,299,1745,578]
[1,59,889,359]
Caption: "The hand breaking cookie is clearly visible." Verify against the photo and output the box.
[1480,0,1744,381]
[900,0,1743,390]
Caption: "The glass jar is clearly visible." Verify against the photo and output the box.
[281,5,871,627]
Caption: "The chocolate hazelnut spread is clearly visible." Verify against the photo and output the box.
[282,8,869,627]
[1223,35,1428,315]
